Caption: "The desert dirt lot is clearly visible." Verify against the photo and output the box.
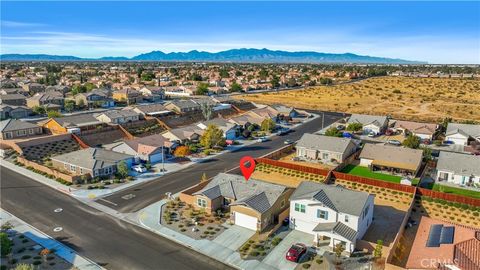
[237,77,480,123]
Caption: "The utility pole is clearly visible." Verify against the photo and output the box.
[321,112,325,130]
[162,146,165,174]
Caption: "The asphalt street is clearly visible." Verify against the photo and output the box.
[0,167,233,270]
[97,111,343,213]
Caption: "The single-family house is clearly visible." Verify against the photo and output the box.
[392,120,438,140]
[359,143,423,176]
[75,89,114,108]
[112,89,143,105]
[435,151,480,186]
[296,133,357,164]
[228,111,265,127]
[26,91,64,110]
[126,103,172,117]
[164,99,201,114]
[190,173,293,231]
[0,94,27,106]
[41,113,104,134]
[51,148,134,178]
[289,182,374,253]
[271,104,301,119]
[445,123,480,146]
[250,106,280,122]
[22,83,45,94]
[0,105,32,119]
[161,124,204,143]
[95,110,141,124]
[106,134,176,163]
[347,114,388,135]
[46,85,70,94]
[139,86,164,102]
[0,119,42,140]
[197,118,239,140]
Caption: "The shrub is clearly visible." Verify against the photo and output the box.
[21,255,31,260]
[249,251,259,257]
[316,258,323,264]
[302,263,311,269]
[33,261,42,265]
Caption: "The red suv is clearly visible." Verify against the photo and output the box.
[286,243,307,262]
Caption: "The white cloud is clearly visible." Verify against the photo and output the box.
[1,20,47,27]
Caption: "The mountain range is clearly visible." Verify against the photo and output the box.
[0,48,425,64]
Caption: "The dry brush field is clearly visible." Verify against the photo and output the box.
[238,77,480,122]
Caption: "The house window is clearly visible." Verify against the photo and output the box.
[363,205,370,219]
[197,198,207,208]
[344,215,349,223]
[322,153,328,160]
[317,210,328,220]
[29,129,33,134]
[294,203,306,213]
[70,165,76,172]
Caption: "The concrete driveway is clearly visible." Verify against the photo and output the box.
[263,230,314,270]
[213,224,256,250]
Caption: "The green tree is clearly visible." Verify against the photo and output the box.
[47,110,63,118]
[219,69,229,78]
[271,75,280,88]
[141,72,155,81]
[333,243,345,263]
[0,232,12,257]
[319,77,333,85]
[84,82,96,91]
[346,123,363,132]
[0,221,13,232]
[71,84,87,95]
[325,127,342,137]
[200,103,213,121]
[32,106,46,115]
[196,83,210,95]
[402,134,421,149]
[174,146,191,157]
[64,100,76,113]
[230,81,242,92]
[421,146,432,162]
[287,77,297,87]
[374,240,383,258]
[200,124,225,149]
[259,69,268,80]
[261,118,276,132]
[116,161,129,179]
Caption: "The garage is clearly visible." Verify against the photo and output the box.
[233,212,258,231]
[149,152,164,163]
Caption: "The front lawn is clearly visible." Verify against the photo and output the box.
[341,165,402,183]
[432,184,480,199]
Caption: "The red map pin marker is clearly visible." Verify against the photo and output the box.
[239,156,256,181]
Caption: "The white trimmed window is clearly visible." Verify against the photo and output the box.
[294,203,306,213]
[317,209,328,220]
[197,198,207,208]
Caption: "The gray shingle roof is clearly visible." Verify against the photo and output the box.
[50,113,102,128]
[347,114,387,128]
[297,133,355,154]
[313,221,358,241]
[0,119,38,132]
[194,173,287,214]
[359,143,423,171]
[95,110,140,119]
[51,148,133,171]
[291,181,372,216]
[446,123,480,138]
[436,151,480,176]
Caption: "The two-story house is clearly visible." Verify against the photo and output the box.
[75,89,114,108]
[289,182,374,253]
[138,86,164,102]
[112,89,143,105]
[26,91,64,110]
[296,133,357,164]
[164,99,201,114]
[0,94,27,106]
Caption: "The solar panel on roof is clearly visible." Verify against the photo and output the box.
[440,226,455,244]
[426,224,443,247]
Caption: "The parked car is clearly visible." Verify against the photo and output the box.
[284,139,293,145]
[387,140,402,146]
[132,165,147,173]
[342,132,353,138]
[277,128,291,136]
[367,132,376,137]
[256,137,269,143]
[421,139,431,145]
[286,243,307,262]
[385,129,395,136]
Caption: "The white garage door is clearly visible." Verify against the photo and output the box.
[234,212,258,231]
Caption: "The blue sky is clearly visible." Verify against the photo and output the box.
[1,1,479,64]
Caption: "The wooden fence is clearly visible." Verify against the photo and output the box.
[417,187,480,207]
[331,171,416,194]
[17,156,86,183]
[256,157,330,176]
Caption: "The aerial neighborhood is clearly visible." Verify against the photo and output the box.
[1,62,479,270]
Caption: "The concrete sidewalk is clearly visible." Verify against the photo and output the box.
[0,210,102,270]
[136,200,281,270]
